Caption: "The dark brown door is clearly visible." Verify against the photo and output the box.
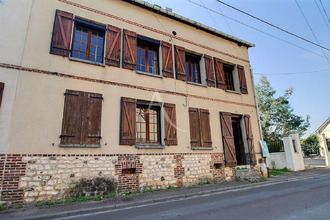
[232,118,246,165]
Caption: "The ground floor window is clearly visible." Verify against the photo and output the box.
[136,104,160,144]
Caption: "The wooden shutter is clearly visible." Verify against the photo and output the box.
[120,97,136,145]
[164,103,177,145]
[122,29,137,70]
[238,65,248,94]
[214,58,226,90]
[162,42,174,78]
[60,90,82,144]
[105,25,121,67]
[220,112,237,167]
[84,93,103,145]
[189,108,201,147]
[0,83,4,109]
[200,109,212,147]
[204,55,215,87]
[245,115,257,165]
[50,10,73,56]
[174,45,186,81]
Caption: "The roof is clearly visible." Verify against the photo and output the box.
[315,117,330,134]
[124,0,255,48]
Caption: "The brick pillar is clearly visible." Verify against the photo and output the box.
[0,154,27,205]
[174,154,185,187]
[211,153,225,181]
[116,155,142,192]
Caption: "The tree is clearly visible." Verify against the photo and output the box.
[301,134,320,156]
[256,75,310,142]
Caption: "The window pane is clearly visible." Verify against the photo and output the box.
[80,53,85,59]
[81,34,87,43]
[91,35,97,45]
[90,55,95,62]
[141,66,145,72]
[72,51,79,58]
[97,47,103,56]
[74,32,81,41]
[81,43,86,52]
[96,56,102,63]
[98,38,103,47]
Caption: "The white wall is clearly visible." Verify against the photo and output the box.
[268,152,287,170]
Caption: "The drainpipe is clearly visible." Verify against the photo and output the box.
[250,68,269,175]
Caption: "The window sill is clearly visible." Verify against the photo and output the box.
[136,71,163,78]
[191,147,213,150]
[59,144,101,148]
[225,90,242,95]
[69,57,105,67]
[187,81,207,87]
[135,144,165,149]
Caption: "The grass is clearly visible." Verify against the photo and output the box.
[198,180,211,185]
[269,168,292,177]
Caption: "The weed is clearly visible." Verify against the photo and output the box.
[14,205,23,209]
[167,185,175,190]
[269,168,292,177]
[0,205,8,211]
[235,177,241,182]
[106,193,116,198]
[143,188,154,193]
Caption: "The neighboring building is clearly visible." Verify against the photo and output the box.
[0,0,263,205]
[316,117,330,165]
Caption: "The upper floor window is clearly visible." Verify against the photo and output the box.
[136,36,160,75]
[185,53,201,84]
[71,19,105,63]
[223,63,235,91]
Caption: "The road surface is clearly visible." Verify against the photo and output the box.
[60,175,330,220]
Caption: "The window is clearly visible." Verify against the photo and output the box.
[0,83,4,110]
[327,139,330,150]
[136,36,160,75]
[223,64,235,91]
[188,108,212,149]
[60,90,103,147]
[71,19,105,63]
[185,53,201,84]
[120,98,177,147]
[214,58,248,94]
[51,10,122,66]
[136,104,160,144]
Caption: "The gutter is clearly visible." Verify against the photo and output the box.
[124,0,255,48]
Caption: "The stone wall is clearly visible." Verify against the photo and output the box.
[0,153,247,205]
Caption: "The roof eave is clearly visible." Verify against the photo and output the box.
[123,0,255,48]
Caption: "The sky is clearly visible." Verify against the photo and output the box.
[146,0,330,138]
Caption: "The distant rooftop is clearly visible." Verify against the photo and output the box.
[124,0,255,48]
[316,117,330,134]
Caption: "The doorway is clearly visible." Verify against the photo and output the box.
[232,117,246,165]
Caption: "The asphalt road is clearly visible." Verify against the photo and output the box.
[58,174,330,220]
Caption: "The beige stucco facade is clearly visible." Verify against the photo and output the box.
[0,0,263,205]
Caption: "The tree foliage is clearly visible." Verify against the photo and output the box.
[300,134,320,156]
[256,75,310,142]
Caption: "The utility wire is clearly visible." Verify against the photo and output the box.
[216,0,330,52]
[254,68,330,76]
[187,0,328,59]
[319,0,330,24]
[295,0,330,64]
[198,0,245,58]
[314,0,330,32]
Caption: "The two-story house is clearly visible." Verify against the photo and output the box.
[0,0,264,205]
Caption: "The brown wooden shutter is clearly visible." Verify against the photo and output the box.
[220,112,237,167]
[122,29,137,70]
[162,42,174,78]
[174,45,186,81]
[60,90,82,144]
[238,65,248,94]
[84,93,103,145]
[189,108,201,147]
[245,115,257,165]
[105,25,121,67]
[0,83,4,110]
[50,10,73,57]
[200,109,212,147]
[214,58,226,90]
[204,55,215,87]
[164,103,177,145]
[120,97,136,145]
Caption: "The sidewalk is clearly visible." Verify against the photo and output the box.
[1,167,330,220]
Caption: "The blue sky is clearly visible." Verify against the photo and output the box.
[147,0,330,138]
